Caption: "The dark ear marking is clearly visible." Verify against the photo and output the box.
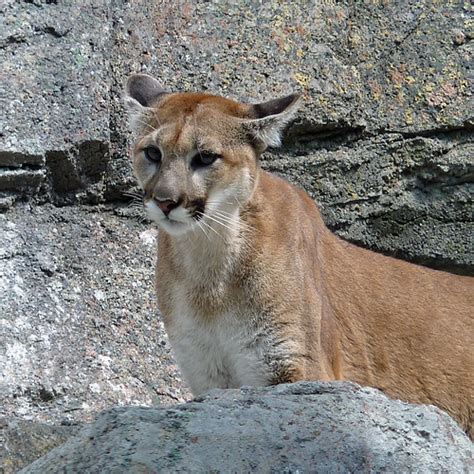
[252,94,301,119]
[126,74,168,107]
[242,93,302,149]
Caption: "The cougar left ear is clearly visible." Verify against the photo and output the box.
[245,94,302,150]
[126,74,167,107]
[123,74,168,134]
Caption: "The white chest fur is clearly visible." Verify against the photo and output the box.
[165,296,270,395]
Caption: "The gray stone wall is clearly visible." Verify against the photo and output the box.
[1,0,472,272]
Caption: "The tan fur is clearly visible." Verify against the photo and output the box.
[126,80,473,438]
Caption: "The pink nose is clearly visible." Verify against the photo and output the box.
[154,198,178,216]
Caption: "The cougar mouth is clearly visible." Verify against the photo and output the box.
[143,197,210,236]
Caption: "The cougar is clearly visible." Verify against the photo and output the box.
[125,73,473,437]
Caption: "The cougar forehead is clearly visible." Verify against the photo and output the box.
[136,93,252,153]
[158,93,252,123]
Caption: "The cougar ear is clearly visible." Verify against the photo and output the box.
[123,74,168,134]
[245,94,302,150]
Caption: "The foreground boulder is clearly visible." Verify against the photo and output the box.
[22,382,473,473]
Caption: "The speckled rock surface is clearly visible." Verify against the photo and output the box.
[0,204,189,422]
[1,0,472,270]
[21,382,474,473]
[0,204,191,471]
[111,1,472,130]
[1,418,80,474]
[1,1,111,203]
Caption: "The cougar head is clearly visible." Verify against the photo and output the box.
[124,73,300,237]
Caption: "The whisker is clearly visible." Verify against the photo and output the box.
[234,194,244,209]
[126,197,143,205]
[198,217,225,241]
[210,209,248,228]
[198,211,236,233]
[125,198,143,205]
[212,210,254,233]
[126,196,142,202]
[196,211,255,251]
[205,200,235,206]
[196,220,211,241]
[212,211,248,227]
[122,190,144,198]
[202,212,254,249]
[127,204,143,211]
[197,213,236,241]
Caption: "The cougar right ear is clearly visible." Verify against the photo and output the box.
[243,94,302,151]
[124,74,168,134]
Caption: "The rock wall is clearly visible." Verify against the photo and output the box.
[1,2,111,204]
[2,419,79,474]
[0,204,191,471]
[21,383,474,473]
[1,0,472,272]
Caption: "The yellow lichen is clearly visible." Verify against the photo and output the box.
[349,33,361,47]
[425,83,435,93]
[293,72,311,88]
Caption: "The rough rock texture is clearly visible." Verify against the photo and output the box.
[0,204,191,471]
[21,382,474,473]
[1,0,472,271]
[1,0,473,471]
[1,418,80,474]
[1,204,189,423]
[1,1,111,204]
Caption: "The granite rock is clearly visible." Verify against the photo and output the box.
[0,204,190,432]
[1,1,111,203]
[21,382,474,473]
[1,418,80,474]
[1,0,472,271]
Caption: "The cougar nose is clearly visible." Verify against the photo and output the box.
[154,197,179,216]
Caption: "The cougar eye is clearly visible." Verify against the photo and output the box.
[143,146,162,163]
[192,151,220,169]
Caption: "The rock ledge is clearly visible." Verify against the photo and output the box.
[22,382,473,473]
